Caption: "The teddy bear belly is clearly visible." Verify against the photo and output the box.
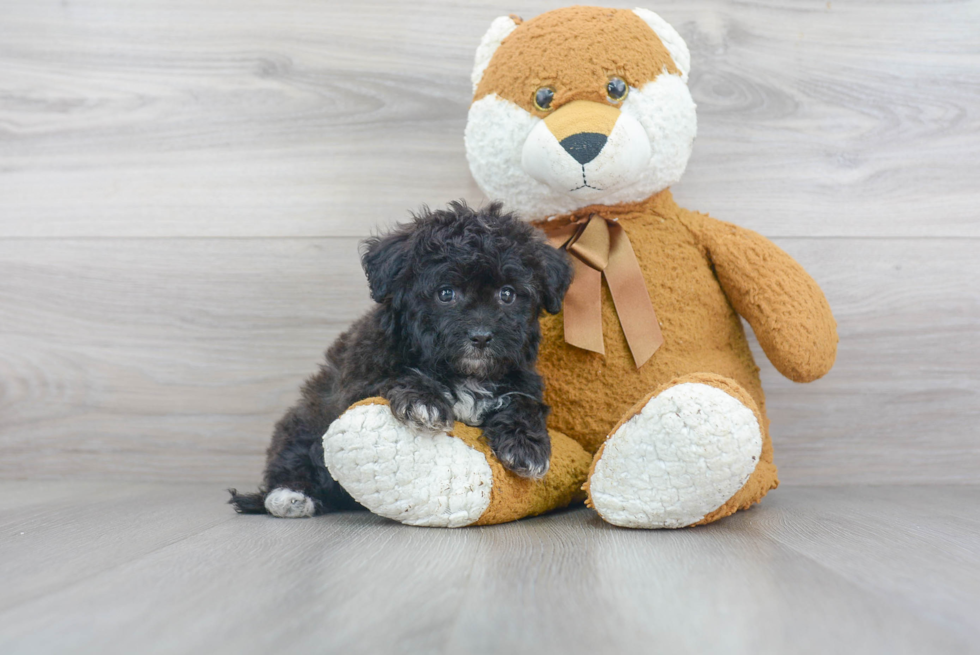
[537,287,766,455]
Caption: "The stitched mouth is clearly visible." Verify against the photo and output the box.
[569,165,603,192]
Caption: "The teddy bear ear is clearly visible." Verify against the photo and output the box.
[632,8,691,81]
[471,15,521,95]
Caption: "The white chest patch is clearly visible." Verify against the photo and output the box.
[450,379,499,426]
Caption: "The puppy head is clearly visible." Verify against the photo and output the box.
[465,7,697,221]
[361,201,572,378]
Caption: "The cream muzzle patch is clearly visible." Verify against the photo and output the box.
[521,100,651,202]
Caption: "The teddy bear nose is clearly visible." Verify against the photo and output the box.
[559,132,608,165]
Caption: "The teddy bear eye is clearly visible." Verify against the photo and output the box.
[437,287,455,303]
[606,77,628,102]
[498,286,516,304]
[533,87,555,111]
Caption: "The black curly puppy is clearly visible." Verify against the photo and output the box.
[229,201,573,517]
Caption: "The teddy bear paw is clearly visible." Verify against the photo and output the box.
[588,382,762,528]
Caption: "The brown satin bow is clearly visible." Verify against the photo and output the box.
[545,215,664,368]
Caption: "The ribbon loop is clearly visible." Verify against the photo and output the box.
[546,215,664,368]
[566,215,610,271]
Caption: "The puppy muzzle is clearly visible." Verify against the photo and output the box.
[521,100,651,202]
[458,338,500,377]
[459,355,492,377]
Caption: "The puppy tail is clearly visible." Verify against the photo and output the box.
[227,488,268,514]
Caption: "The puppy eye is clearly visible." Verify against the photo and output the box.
[533,87,555,111]
[606,77,628,102]
[437,287,455,303]
[498,286,516,305]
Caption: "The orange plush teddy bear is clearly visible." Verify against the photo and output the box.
[322,6,837,528]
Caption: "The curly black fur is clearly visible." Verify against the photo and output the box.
[229,201,573,516]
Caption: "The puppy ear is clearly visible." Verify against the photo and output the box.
[532,238,573,315]
[360,225,413,303]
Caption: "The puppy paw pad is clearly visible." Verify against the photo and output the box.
[265,488,315,518]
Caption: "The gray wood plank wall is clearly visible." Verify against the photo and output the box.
[2,0,978,485]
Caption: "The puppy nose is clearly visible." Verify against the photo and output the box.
[560,132,607,165]
[469,330,493,348]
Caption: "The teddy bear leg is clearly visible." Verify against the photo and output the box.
[322,398,591,527]
[585,373,778,529]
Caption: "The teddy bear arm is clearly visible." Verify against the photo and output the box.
[700,218,838,383]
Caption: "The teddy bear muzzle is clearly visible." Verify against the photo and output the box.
[521,99,651,201]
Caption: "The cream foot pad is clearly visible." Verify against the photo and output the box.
[587,382,763,528]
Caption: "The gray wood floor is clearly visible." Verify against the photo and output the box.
[1,482,978,655]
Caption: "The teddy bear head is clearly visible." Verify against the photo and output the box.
[465,6,697,222]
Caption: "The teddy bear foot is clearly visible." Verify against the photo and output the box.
[322,398,591,528]
[322,400,494,527]
[586,381,763,529]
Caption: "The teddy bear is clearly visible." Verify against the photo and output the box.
[321,5,837,529]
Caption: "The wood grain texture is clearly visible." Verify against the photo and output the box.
[0,481,235,612]
[0,482,977,654]
[0,0,977,237]
[1,0,979,485]
[1,237,977,484]
[0,238,373,482]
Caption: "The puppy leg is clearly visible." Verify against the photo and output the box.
[386,372,455,434]
[229,406,362,517]
[482,379,552,479]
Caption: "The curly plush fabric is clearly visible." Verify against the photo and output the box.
[460,5,838,528]
[698,221,839,383]
[586,377,763,528]
[474,7,680,115]
[324,398,591,527]
[585,372,779,527]
[533,189,837,462]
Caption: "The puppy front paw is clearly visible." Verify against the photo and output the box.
[388,388,455,435]
[488,430,551,479]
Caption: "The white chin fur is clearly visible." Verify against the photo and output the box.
[466,75,696,222]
